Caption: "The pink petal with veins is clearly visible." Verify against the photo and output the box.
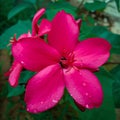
[32,8,45,36]
[74,38,111,70]
[38,19,51,36]
[25,64,65,113]
[48,10,79,54]
[8,61,22,87]
[64,68,103,109]
[12,37,60,72]
[18,31,31,40]
[76,19,82,29]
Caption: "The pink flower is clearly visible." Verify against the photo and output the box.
[10,9,111,113]
[6,8,51,87]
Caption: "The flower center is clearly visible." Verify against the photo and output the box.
[59,50,74,69]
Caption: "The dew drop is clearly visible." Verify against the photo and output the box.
[85,104,89,108]
[40,101,43,104]
[52,99,58,103]
[85,92,89,96]
[82,82,87,86]
[27,108,29,111]
[21,61,24,64]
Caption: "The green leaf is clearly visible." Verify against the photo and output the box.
[78,68,116,120]
[80,21,95,40]
[0,83,8,98]
[46,1,76,20]
[8,3,32,19]
[46,8,76,20]
[47,1,76,10]
[31,111,53,120]
[91,26,120,54]
[24,0,36,4]
[84,1,107,12]
[62,68,116,120]
[7,84,25,97]
[0,20,31,50]
[111,65,120,108]
[115,0,120,11]
[5,101,15,118]
[6,71,35,98]
[19,71,35,84]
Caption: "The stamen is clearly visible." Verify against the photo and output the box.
[61,57,66,60]
[60,50,75,69]
[9,34,17,44]
[7,34,17,46]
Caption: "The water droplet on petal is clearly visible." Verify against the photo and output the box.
[52,99,58,103]
[85,92,89,96]
[85,104,89,108]
[21,61,24,64]
[40,101,43,104]
[82,82,87,86]
[27,108,29,111]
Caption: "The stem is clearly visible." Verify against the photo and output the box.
[104,62,120,65]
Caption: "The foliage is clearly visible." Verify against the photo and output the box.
[0,20,31,49]
[84,1,106,12]
[115,0,120,11]
[80,25,120,54]
[8,2,33,20]
[111,65,120,108]
[79,68,116,120]
[0,0,120,119]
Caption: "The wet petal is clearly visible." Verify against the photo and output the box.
[76,19,82,29]
[48,10,79,54]
[8,61,22,87]
[25,64,65,113]
[38,19,51,36]
[74,38,111,69]
[12,37,60,72]
[32,8,45,36]
[64,68,103,109]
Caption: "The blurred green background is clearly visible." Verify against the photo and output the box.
[0,0,120,120]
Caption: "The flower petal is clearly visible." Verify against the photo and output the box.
[8,61,22,87]
[32,8,45,36]
[76,19,82,29]
[38,19,51,36]
[73,38,111,69]
[25,64,65,113]
[48,10,79,54]
[12,37,60,72]
[18,31,31,40]
[64,68,103,109]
